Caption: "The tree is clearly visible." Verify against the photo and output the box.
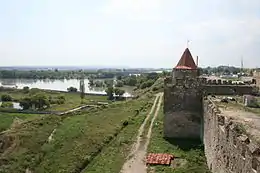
[79,79,85,103]
[116,75,122,80]
[94,80,104,87]
[1,102,13,108]
[19,94,50,110]
[23,86,30,93]
[88,79,94,86]
[67,86,78,92]
[31,94,50,110]
[56,95,66,104]
[105,87,114,100]
[114,88,125,97]
[104,79,113,87]
[1,94,12,102]
[19,97,32,110]
[115,80,124,87]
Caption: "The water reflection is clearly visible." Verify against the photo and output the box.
[0,78,133,97]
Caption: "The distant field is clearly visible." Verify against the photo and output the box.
[0,96,152,173]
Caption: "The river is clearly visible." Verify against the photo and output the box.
[0,78,134,97]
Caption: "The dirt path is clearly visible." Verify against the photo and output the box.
[120,92,163,173]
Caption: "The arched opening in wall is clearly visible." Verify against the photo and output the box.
[252,157,258,172]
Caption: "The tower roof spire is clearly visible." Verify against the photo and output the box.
[175,48,197,70]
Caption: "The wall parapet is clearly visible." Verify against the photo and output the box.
[204,98,260,173]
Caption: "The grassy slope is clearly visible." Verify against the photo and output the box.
[147,105,210,173]
[0,96,151,173]
[35,99,151,173]
[0,112,39,132]
[0,89,107,111]
[0,115,62,173]
[82,97,154,173]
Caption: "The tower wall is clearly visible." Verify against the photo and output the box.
[164,69,203,139]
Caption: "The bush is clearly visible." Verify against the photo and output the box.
[67,87,77,92]
[122,120,129,127]
[1,102,13,108]
[49,95,66,105]
[29,88,41,95]
[1,94,12,101]
[23,86,30,93]
[152,86,158,91]
[115,80,124,87]
[20,94,50,110]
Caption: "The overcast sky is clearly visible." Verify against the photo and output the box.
[0,0,260,68]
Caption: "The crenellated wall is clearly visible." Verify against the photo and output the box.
[203,99,260,173]
[203,85,255,95]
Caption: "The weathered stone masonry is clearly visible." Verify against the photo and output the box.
[164,48,203,139]
[204,99,260,173]
[164,47,259,173]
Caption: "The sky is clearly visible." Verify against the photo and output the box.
[0,0,260,68]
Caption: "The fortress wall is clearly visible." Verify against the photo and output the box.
[203,99,260,173]
[254,71,260,90]
[203,85,255,95]
[164,80,202,139]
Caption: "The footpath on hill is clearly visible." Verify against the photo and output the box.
[120,92,163,173]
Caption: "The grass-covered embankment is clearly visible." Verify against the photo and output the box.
[147,106,210,173]
[0,96,152,173]
[0,112,39,132]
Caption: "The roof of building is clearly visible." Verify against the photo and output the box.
[175,48,197,70]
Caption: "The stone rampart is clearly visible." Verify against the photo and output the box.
[254,71,260,91]
[203,85,255,95]
[204,99,260,173]
[164,77,203,139]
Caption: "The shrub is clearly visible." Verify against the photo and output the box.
[1,102,13,108]
[115,80,124,87]
[23,86,30,93]
[67,87,77,92]
[152,86,158,91]
[1,94,12,101]
[122,120,129,127]
[29,88,41,95]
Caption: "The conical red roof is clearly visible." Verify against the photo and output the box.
[175,48,197,70]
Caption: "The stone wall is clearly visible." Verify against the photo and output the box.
[203,85,255,95]
[164,77,203,139]
[203,99,260,173]
[253,70,260,91]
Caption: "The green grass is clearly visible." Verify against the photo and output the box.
[82,100,153,173]
[0,96,152,173]
[0,112,39,132]
[0,89,107,111]
[147,106,210,173]
[0,115,62,173]
[35,99,151,173]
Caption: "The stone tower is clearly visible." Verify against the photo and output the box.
[164,48,203,139]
